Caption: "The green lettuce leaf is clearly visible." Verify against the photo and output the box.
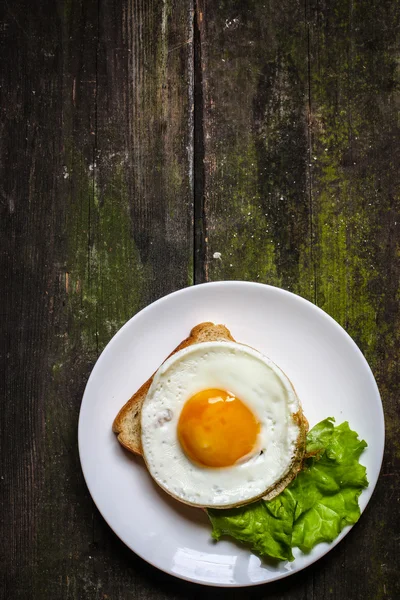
[207,418,368,561]
[208,491,296,561]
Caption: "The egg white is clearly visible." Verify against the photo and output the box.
[141,341,302,508]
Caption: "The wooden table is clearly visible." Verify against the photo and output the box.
[1,1,399,598]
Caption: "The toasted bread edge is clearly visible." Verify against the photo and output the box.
[112,322,235,456]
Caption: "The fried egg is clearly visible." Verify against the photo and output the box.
[141,341,305,508]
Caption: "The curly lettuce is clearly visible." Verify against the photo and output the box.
[207,418,368,561]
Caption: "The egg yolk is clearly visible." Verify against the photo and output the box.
[177,389,260,468]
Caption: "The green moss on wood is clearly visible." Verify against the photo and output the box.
[302,0,391,364]
[207,141,281,285]
[64,148,144,358]
[203,5,310,291]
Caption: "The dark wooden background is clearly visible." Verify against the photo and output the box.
[1,0,399,598]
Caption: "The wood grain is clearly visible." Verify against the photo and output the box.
[1,0,400,598]
[198,0,400,598]
[306,2,400,598]
[0,0,193,598]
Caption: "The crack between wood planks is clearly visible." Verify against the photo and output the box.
[306,0,317,306]
[193,2,207,284]
[344,0,355,332]
[90,0,101,549]
[93,0,100,359]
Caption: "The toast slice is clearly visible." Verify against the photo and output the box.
[113,321,309,503]
[112,322,235,455]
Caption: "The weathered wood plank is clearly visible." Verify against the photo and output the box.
[1,0,400,597]
[197,0,311,293]
[198,0,400,598]
[0,0,193,598]
[307,1,400,598]
[0,0,66,596]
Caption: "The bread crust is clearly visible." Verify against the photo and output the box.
[112,321,309,505]
[112,323,234,455]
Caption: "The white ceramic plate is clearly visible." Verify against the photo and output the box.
[78,282,384,587]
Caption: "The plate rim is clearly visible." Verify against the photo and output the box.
[78,281,385,587]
